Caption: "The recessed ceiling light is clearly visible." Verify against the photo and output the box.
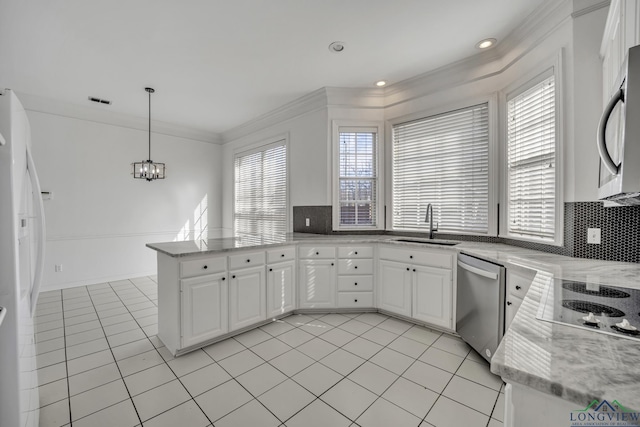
[328,41,346,53]
[375,80,387,87]
[475,38,497,49]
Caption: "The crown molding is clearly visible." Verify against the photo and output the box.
[16,91,222,144]
[572,0,609,19]
[325,87,385,108]
[221,88,329,143]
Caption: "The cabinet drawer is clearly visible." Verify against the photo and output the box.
[507,269,535,300]
[338,292,374,308]
[299,246,336,259]
[228,251,266,271]
[267,246,296,263]
[379,245,452,268]
[338,246,374,259]
[180,256,226,278]
[338,275,373,291]
[338,259,373,275]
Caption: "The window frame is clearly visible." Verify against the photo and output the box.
[499,54,564,246]
[332,121,384,231]
[385,96,499,236]
[232,134,290,236]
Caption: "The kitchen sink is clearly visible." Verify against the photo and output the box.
[394,238,460,246]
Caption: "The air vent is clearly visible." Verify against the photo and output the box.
[88,96,112,105]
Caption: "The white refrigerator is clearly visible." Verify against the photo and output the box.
[0,89,45,427]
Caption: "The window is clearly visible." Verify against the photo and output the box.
[506,73,557,242]
[335,126,380,229]
[392,103,491,234]
[234,141,287,235]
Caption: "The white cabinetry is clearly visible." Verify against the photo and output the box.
[181,273,228,348]
[505,268,536,331]
[298,245,336,308]
[601,0,640,99]
[377,245,455,330]
[229,254,266,331]
[266,246,296,318]
[336,245,374,309]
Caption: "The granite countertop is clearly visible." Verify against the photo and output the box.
[146,233,640,410]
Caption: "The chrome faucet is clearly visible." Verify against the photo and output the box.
[425,203,438,239]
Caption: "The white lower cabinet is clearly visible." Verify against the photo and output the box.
[180,273,228,348]
[378,260,412,317]
[267,260,296,318]
[299,259,336,308]
[412,265,452,329]
[229,266,266,331]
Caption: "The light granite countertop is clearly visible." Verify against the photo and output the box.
[146,233,640,411]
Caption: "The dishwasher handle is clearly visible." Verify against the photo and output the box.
[457,260,499,280]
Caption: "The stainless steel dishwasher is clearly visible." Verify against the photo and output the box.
[456,253,505,362]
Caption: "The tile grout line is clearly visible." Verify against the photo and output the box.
[61,289,74,427]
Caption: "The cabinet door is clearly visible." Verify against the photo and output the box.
[413,265,452,329]
[299,259,336,308]
[267,261,296,317]
[229,266,266,331]
[377,260,412,317]
[181,273,228,348]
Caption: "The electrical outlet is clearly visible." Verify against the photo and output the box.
[305,218,310,227]
[55,264,63,272]
[587,228,601,244]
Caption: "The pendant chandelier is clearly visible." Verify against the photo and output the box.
[132,87,165,181]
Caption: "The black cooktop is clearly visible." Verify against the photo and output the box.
[537,279,640,341]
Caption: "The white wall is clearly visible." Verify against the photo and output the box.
[28,111,222,290]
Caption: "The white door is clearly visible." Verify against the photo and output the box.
[229,266,266,331]
[378,260,412,317]
[412,265,452,329]
[267,261,296,318]
[299,259,336,308]
[181,273,228,348]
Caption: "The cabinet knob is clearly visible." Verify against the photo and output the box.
[316,251,319,255]
[413,269,416,272]
[354,282,358,286]
[406,267,410,271]
[515,285,521,290]
[203,265,208,269]
[331,263,334,266]
[269,268,273,272]
[232,275,236,279]
[246,259,250,263]
[281,254,285,257]
[354,266,358,269]
[410,255,413,259]
[355,251,358,255]
[507,301,512,306]
[354,299,358,303]
[222,277,225,281]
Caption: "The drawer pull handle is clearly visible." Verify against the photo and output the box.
[203,265,208,269]
[354,299,358,303]
[269,268,273,272]
[232,275,236,279]
[507,301,512,306]
[515,285,522,290]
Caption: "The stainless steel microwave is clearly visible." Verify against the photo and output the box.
[598,45,640,205]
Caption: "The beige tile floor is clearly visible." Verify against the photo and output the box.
[35,276,505,427]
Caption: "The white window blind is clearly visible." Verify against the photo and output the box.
[507,75,556,241]
[392,103,489,233]
[234,142,287,236]
[338,130,377,227]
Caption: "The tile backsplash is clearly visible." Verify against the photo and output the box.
[293,202,640,263]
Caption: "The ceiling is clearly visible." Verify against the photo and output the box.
[0,0,548,138]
